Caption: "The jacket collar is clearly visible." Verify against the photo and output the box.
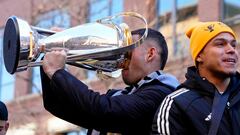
[178,66,240,98]
[127,70,179,94]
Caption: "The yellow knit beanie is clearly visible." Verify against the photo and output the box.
[186,21,236,65]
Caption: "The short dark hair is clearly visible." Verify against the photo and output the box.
[0,101,8,121]
[131,28,168,70]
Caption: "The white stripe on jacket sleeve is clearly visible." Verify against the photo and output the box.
[157,88,189,134]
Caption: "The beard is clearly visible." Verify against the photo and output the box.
[212,68,237,79]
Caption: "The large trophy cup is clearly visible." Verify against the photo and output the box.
[3,12,148,78]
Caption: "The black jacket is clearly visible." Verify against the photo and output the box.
[40,69,179,135]
[152,66,240,135]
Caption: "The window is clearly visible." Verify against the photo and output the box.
[223,0,240,24]
[0,28,15,101]
[156,0,197,25]
[89,0,123,22]
[223,0,240,19]
[156,0,197,60]
[157,0,197,15]
[32,10,71,93]
[35,10,71,29]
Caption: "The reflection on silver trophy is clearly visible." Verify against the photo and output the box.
[3,12,148,78]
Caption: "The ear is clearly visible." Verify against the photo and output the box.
[146,47,156,62]
[196,54,203,63]
[5,122,9,131]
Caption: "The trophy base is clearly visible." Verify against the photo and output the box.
[3,16,20,74]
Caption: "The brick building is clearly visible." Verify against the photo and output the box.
[0,0,239,135]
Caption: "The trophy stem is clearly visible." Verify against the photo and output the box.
[28,61,43,67]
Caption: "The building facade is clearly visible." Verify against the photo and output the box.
[0,0,239,135]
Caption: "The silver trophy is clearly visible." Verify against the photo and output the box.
[3,12,148,78]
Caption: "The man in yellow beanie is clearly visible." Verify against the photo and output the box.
[152,21,240,135]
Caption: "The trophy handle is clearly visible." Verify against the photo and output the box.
[97,12,148,49]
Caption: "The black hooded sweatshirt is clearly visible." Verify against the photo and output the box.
[152,66,240,135]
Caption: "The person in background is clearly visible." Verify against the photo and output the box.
[40,28,179,135]
[152,21,240,135]
[0,101,9,135]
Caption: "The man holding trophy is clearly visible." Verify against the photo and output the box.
[2,12,179,135]
[40,28,179,135]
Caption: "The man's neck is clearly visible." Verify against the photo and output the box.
[212,78,230,93]
[199,70,231,93]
